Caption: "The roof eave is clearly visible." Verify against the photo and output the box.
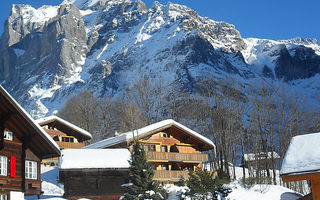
[37,116,92,139]
[0,85,61,158]
[59,168,130,172]
[127,122,215,150]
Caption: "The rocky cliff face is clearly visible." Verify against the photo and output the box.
[242,38,320,81]
[0,0,319,117]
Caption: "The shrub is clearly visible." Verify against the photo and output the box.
[217,168,231,184]
[241,176,272,188]
[182,169,231,200]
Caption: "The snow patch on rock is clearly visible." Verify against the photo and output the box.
[11,4,58,28]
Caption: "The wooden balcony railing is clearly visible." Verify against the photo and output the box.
[146,151,208,162]
[153,170,189,180]
[56,141,85,149]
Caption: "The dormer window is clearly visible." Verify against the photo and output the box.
[3,130,13,141]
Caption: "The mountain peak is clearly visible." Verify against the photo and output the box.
[62,0,127,10]
[10,4,58,25]
[1,0,320,118]
[0,4,58,48]
[284,37,319,46]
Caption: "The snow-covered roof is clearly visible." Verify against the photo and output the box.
[0,85,60,157]
[243,152,280,162]
[84,119,215,150]
[281,133,320,176]
[36,115,92,139]
[59,149,130,170]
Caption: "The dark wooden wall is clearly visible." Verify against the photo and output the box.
[60,170,129,200]
[25,149,41,196]
[0,131,42,197]
[0,134,23,196]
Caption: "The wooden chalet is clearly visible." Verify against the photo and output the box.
[0,85,60,199]
[36,116,92,166]
[281,133,320,200]
[85,119,215,184]
[59,149,130,200]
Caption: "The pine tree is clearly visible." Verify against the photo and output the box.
[177,175,186,186]
[186,169,230,200]
[122,143,165,200]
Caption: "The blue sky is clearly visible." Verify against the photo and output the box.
[0,0,319,41]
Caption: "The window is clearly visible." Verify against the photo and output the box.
[144,145,150,152]
[161,146,167,152]
[0,194,7,200]
[161,164,168,170]
[25,161,37,180]
[61,137,74,143]
[150,145,156,152]
[62,137,70,142]
[143,144,156,152]
[3,130,13,141]
[0,156,7,176]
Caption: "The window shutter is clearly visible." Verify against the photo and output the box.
[10,156,16,178]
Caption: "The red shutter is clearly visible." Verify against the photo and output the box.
[10,156,16,178]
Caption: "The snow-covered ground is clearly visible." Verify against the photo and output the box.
[226,182,302,200]
[166,183,302,200]
[166,166,302,200]
[25,167,64,200]
[29,166,303,200]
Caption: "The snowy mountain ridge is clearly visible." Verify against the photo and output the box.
[0,0,320,118]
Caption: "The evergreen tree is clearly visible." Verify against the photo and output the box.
[122,143,165,200]
[177,175,186,186]
[186,169,231,200]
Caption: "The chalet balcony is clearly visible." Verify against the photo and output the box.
[146,151,208,163]
[153,170,189,181]
[56,141,85,149]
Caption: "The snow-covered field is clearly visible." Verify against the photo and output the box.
[26,166,302,200]
[226,182,301,200]
[166,183,302,200]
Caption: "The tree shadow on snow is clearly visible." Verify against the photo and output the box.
[280,192,302,200]
[41,167,59,185]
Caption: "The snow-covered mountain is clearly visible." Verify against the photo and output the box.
[0,0,319,118]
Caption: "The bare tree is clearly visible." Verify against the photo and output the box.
[193,76,248,180]
[59,90,102,141]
